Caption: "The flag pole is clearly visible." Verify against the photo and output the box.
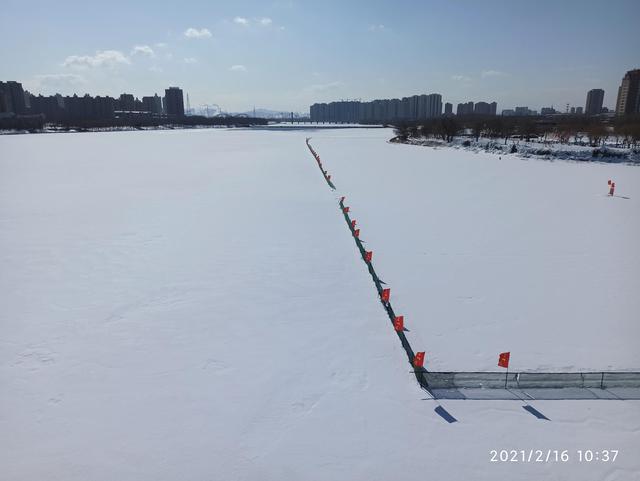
[504,366,508,389]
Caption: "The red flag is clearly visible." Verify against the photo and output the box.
[343,206,350,213]
[498,352,510,368]
[413,351,425,368]
[394,315,404,332]
[381,288,390,302]
[351,219,357,228]
[354,229,360,238]
[364,251,372,262]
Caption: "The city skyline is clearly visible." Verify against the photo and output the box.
[4,65,639,124]
[1,0,639,112]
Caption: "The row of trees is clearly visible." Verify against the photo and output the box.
[392,115,640,149]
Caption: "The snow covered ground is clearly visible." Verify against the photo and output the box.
[1,128,639,481]
[312,128,640,372]
[400,135,640,163]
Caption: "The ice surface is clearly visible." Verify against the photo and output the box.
[312,128,640,372]
[1,128,639,481]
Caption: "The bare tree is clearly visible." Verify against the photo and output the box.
[440,117,460,142]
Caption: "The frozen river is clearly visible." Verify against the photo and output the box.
[1,128,639,481]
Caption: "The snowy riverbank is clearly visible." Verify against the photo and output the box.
[393,136,640,164]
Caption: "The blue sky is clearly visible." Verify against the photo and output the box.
[1,0,638,113]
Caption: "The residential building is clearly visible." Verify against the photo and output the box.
[585,88,604,115]
[615,69,640,115]
[118,93,135,111]
[0,81,27,115]
[456,101,474,116]
[94,96,116,119]
[142,94,163,114]
[473,101,497,115]
[164,87,185,117]
[29,94,65,121]
[309,92,442,123]
[513,106,538,116]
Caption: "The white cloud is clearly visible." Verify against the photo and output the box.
[368,24,386,32]
[184,27,212,38]
[232,16,280,29]
[184,57,198,64]
[481,69,506,78]
[31,73,87,92]
[34,73,86,84]
[62,50,131,69]
[303,81,344,93]
[229,64,247,72]
[451,74,471,82]
[155,42,168,48]
[131,45,155,57]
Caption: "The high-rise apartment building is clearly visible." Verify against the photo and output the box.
[118,93,136,111]
[615,69,640,115]
[164,87,185,117]
[456,102,474,116]
[309,93,442,122]
[0,81,27,115]
[473,101,498,115]
[585,88,604,115]
[142,94,163,114]
[444,102,453,115]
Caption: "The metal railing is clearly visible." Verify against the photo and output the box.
[421,371,640,390]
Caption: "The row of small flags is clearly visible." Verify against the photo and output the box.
[415,351,510,369]
[344,196,513,373]
[312,143,512,376]
[306,140,334,187]
[342,194,430,369]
